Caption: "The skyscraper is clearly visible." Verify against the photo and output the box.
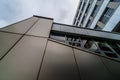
[73,0,120,32]
[0,15,120,80]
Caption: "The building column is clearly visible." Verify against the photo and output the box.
[90,0,110,29]
[82,0,97,28]
[78,0,90,27]
[75,0,85,25]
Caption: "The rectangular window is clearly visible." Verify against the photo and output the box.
[81,16,85,24]
[94,25,102,30]
[99,8,115,24]
[78,13,82,21]
[78,2,82,10]
[91,5,100,18]
[81,3,86,11]
[76,21,79,26]
[86,19,92,28]
[85,4,90,14]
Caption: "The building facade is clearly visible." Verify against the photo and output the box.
[0,16,120,80]
[73,0,120,32]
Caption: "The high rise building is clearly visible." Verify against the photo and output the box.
[71,0,120,60]
[73,0,120,32]
[0,15,120,80]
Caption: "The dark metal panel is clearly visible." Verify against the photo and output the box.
[0,32,22,59]
[27,18,53,37]
[38,41,80,80]
[0,36,47,80]
[74,49,114,80]
[101,57,120,79]
[0,17,39,34]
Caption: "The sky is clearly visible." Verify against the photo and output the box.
[0,0,79,28]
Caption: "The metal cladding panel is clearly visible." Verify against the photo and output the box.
[38,41,80,80]
[74,28,89,35]
[87,30,120,40]
[0,17,39,34]
[101,57,120,79]
[74,49,114,80]
[60,25,74,33]
[0,36,47,80]
[52,24,120,41]
[27,18,53,37]
[0,32,22,59]
[52,24,61,31]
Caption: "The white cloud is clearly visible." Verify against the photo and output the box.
[0,0,79,28]
[0,19,8,28]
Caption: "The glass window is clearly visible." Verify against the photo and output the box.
[78,2,82,10]
[81,3,86,11]
[112,21,120,33]
[95,25,102,30]
[91,5,100,18]
[78,13,82,20]
[86,19,92,28]
[81,16,85,24]
[99,8,115,24]
[75,9,80,20]
[73,19,76,25]
[76,21,79,26]
[85,4,91,14]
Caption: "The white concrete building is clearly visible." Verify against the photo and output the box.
[73,0,120,32]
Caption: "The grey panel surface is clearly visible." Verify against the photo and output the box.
[52,24,61,31]
[87,30,120,40]
[60,25,74,33]
[74,28,89,35]
[38,41,80,80]
[50,35,66,42]
[0,36,47,80]
[0,32,22,59]
[52,24,120,41]
[0,17,39,34]
[74,49,114,80]
[101,57,120,79]
[27,18,53,37]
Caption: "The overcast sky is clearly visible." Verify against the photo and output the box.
[0,0,79,28]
